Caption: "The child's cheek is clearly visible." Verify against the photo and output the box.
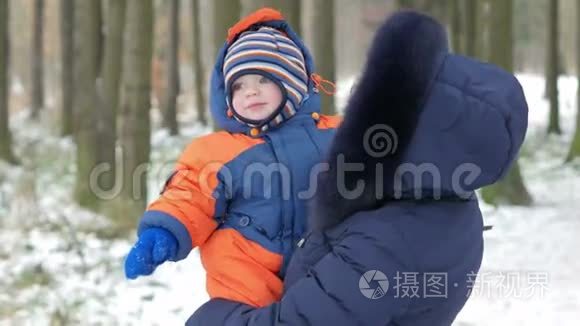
[231,95,242,112]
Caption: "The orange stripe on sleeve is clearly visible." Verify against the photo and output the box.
[147,131,264,248]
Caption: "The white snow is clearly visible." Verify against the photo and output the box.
[454,74,580,326]
[0,74,579,325]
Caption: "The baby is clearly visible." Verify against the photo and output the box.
[124,8,340,307]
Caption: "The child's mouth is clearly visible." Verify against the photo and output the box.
[246,103,267,110]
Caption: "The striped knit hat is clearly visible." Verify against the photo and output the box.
[223,26,309,132]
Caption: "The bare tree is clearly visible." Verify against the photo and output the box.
[546,0,561,134]
[115,0,154,226]
[476,0,491,61]
[448,0,462,53]
[164,0,180,135]
[210,0,240,64]
[464,0,478,57]
[565,0,580,162]
[95,0,104,77]
[398,0,448,23]
[448,0,478,57]
[60,0,75,137]
[99,0,127,191]
[209,0,240,130]
[301,0,336,115]
[30,0,45,119]
[481,0,532,206]
[191,0,208,125]
[0,0,17,163]
[74,0,102,210]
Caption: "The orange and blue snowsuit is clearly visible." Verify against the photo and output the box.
[137,9,340,307]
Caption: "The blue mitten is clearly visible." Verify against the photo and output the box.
[124,227,178,279]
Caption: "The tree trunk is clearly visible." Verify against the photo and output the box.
[565,0,580,162]
[0,0,16,164]
[481,161,532,205]
[95,1,104,79]
[488,0,512,70]
[398,0,448,23]
[240,0,300,33]
[211,0,240,71]
[164,0,180,136]
[279,0,300,33]
[191,0,207,125]
[481,0,532,206]
[448,0,462,53]
[60,0,75,137]
[99,0,126,191]
[464,0,478,57]
[115,0,154,227]
[74,0,101,210]
[301,0,336,115]
[210,0,240,130]
[30,0,44,119]
[476,0,490,61]
[547,0,561,134]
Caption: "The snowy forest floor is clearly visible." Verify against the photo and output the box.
[0,74,579,325]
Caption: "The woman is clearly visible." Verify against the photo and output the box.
[187,10,528,326]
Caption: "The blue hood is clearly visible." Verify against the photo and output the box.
[310,10,529,230]
[398,54,528,196]
[209,20,320,134]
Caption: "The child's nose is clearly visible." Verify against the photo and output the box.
[245,85,259,97]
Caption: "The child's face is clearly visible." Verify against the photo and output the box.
[231,74,283,121]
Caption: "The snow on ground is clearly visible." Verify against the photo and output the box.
[455,74,580,326]
[0,111,212,325]
[0,75,579,325]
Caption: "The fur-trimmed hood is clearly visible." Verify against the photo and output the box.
[310,10,529,231]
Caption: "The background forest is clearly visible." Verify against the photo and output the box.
[0,0,579,324]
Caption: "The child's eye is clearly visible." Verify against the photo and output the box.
[232,83,242,92]
[259,77,271,84]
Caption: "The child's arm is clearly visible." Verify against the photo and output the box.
[137,138,228,261]
[124,136,232,279]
